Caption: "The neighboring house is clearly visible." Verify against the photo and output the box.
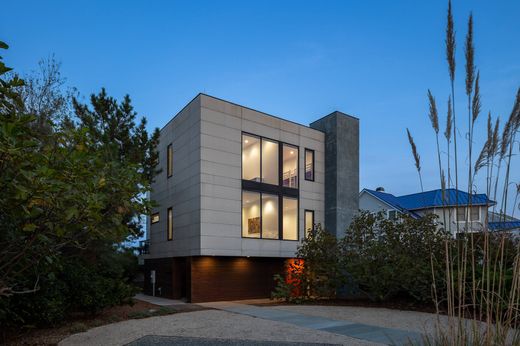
[488,211,520,233]
[141,94,359,302]
[359,187,495,235]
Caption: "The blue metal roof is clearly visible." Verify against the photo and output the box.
[363,188,494,213]
[488,221,520,231]
[397,188,493,210]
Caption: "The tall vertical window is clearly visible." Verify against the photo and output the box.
[167,144,173,178]
[242,191,260,238]
[242,135,261,182]
[470,207,479,221]
[241,133,299,241]
[456,207,466,222]
[304,210,314,238]
[262,139,279,185]
[283,197,298,240]
[282,144,298,188]
[262,194,279,239]
[167,207,173,240]
[304,149,314,181]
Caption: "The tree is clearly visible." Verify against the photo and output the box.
[0,42,159,327]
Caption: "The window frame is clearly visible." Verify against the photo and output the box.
[167,144,173,178]
[304,209,315,238]
[456,207,467,222]
[282,143,299,189]
[167,207,173,241]
[241,132,299,241]
[304,148,315,182]
[151,212,160,224]
[470,207,480,221]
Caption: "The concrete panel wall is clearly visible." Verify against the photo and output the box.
[147,96,202,258]
[198,94,325,257]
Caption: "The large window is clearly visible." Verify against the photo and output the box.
[456,207,466,222]
[242,135,261,182]
[304,210,314,238]
[304,149,314,181]
[167,207,173,240]
[241,133,300,241]
[262,194,279,239]
[282,144,298,188]
[283,197,298,240]
[262,139,279,185]
[242,191,260,238]
[167,144,173,178]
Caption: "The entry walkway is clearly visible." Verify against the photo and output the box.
[201,301,423,346]
[134,293,186,306]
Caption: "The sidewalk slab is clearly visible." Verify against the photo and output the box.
[209,302,424,346]
[134,293,186,306]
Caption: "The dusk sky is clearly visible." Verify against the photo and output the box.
[3,1,519,212]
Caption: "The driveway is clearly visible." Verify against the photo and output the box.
[59,300,440,346]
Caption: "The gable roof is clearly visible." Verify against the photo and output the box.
[361,189,421,218]
[362,188,494,213]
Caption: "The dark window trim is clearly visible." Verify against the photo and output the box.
[282,195,299,241]
[241,132,299,241]
[167,144,173,178]
[304,148,315,182]
[151,212,160,224]
[304,209,315,238]
[167,207,173,241]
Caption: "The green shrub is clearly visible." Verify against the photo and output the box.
[342,212,449,303]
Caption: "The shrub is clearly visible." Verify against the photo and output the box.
[341,211,449,303]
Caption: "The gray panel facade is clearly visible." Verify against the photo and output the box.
[145,95,359,260]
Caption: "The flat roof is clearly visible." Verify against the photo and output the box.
[160,93,356,133]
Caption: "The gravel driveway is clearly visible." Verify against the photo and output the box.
[59,309,377,346]
[60,303,462,346]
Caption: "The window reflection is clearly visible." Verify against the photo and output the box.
[262,194,279,239]
[283,197,298,240]
[262,139,279,185]
[242,191,260,238]
[242,135,261,182]
[282,144,298,188]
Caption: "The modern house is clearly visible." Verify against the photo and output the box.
[359,187,497,235]
[141,94,359,302]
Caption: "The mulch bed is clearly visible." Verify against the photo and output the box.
[2,299,208,346]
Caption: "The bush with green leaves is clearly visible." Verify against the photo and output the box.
[341,211,449,303]
[0,41,158,328]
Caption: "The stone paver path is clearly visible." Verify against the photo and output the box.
[201,302,423,346]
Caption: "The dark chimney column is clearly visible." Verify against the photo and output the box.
[310,112,359,238]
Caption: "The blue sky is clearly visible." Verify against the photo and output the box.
[3,1,520,214]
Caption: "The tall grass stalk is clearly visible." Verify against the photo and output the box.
[500,89,520,221]
[407,128,424,192]
[409,2,520,345]
[445,97,453,231]
[428,90,448,231]
[446,0,461,238]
